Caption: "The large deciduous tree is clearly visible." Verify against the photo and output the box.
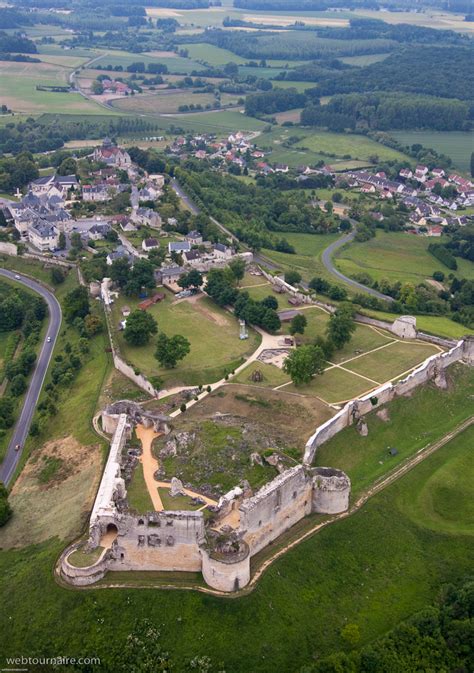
[326,304,356,350]
[283,345,325,385]
[155,333,190,368]
[123,310,157,347]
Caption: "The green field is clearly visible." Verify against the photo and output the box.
[336,231,474,285]
[314,363,474,496]
[111,291,260,387]
[186,43,248,65]
[287,364,377,403]
[396,424,474,536]
[284,328,439,403]
[0,60,114,114]
[92,52,205,74]
[259,127,403,169]
[391,130,474,172]
[260,232,341,283]
[295,130,409,162]
[344,340,440,381]
[155,109,267,135]
[361,309,474,339]
[111,90,240,115]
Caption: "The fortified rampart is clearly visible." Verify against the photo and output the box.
[304,336,474,464]
[60,332,473,592]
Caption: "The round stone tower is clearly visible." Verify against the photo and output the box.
[201,537,250,592]
[311,467,351,514]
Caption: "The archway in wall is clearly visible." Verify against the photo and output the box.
[101,523,118,548]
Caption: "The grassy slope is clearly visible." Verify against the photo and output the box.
[335,231,474,285]
[0,60,112,115]
[391,130,474,173]
[0,416,472,671]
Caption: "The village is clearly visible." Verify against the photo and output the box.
[1,132,473,267]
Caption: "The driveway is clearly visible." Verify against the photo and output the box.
[0,269,62,486]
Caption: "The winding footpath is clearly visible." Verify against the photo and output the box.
[0,269,62,486]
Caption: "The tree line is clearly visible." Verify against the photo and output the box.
[300,578,474,673]
[301,92,471,132]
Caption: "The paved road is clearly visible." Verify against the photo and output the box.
[0,269,62,486]
[321,229,393,302]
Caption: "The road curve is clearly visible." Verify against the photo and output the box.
[321,230,393,302]
[0,269,62,486]
[171,178,391,300]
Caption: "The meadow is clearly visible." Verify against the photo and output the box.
[259,127,406,170]
[259,231,341,283]
[295,130,409,162]
[111,290,260,387]
[0,60,113,115]
[391,130,474,172]
[0,259,110,548]
[335,230,474,285]
[111,91,239,115]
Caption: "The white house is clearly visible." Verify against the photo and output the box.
[142,237,160,252]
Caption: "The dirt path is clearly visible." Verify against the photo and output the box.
[135,424,164,511]
[135,424,217,511]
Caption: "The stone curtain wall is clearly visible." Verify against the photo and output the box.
[108,511,205,573]
[112,353,159,398]
[303,339,470,465]
[101,287,159,398]
[239,466,313,555]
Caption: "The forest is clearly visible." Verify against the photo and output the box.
[300,579,474,673]
[315,46,474,102]
[246,88,307,116]
[301,93,471,131]
[0,32,37,53]
[203,30,396,60]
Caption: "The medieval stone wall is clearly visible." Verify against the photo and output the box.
[304,339,470,464]
[108,511,205,573]
[239,466,313,555]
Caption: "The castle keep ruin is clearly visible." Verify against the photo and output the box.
[60,334,474,593]
[60,409,351,591]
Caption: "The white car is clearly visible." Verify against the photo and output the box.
[47,336,51,343]
[14,274,20,280]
